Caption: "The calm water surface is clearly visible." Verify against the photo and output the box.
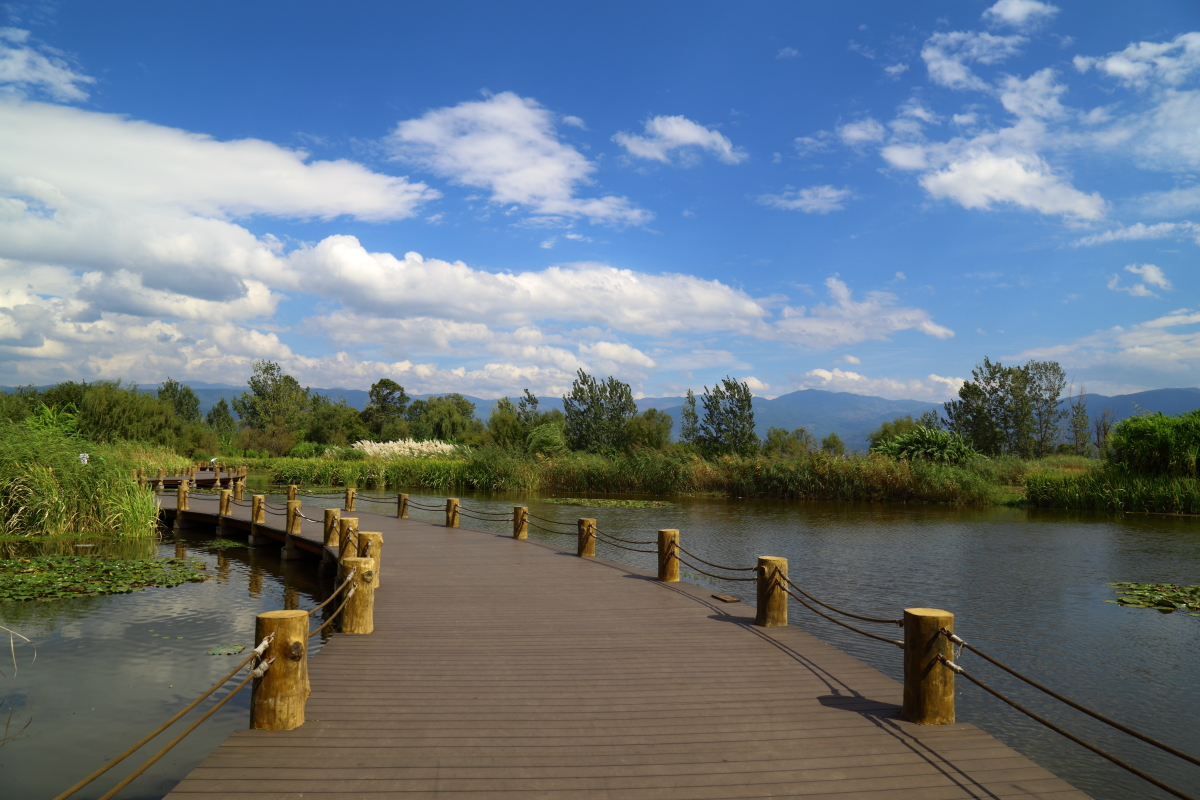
[2,489,1198,799]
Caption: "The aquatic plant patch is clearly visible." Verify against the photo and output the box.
[204,539,246,550]
[1106,582,1200,616]
[0,556,210,601]
[544,498,676,509]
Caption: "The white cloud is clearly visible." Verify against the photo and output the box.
[0,28,94,102]
[793,132,833,155]
[1074,32,1200,90]
[561,115,586,129]
[1073,221,1200,247]
[771,277,954,348]
[921,30,1025,91]
[982,0,1059,29]
[612,115,747,165]
[579,341,656,369]
[389,91,649,225]
[777,47,800,59]
[884,63,909,78]
[800,368,964,401]
[757,185,854,214]
[540,237,555,249]
[842,355,861,364]
[837,117,886,146]
[1107,263,1171,297]
[919,151,1105,220]
[998,68,1067,119]
[741,376,770,395]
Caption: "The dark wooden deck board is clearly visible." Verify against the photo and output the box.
[157,492,1088,799]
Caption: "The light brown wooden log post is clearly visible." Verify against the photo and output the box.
[287,485,297,502]
[902,608,956,725]
[176,479,189,512]
[282,500,303,560]
[754,556,788,627]
[577,518,597,557]
[233,479,244,501]
[397,493,409,519]
[344,487,356,512]
[357,532,383,588]
[338,557,376,634]
[322,508,340,567]
[513,506,528,539]
[157,467,166,483]
[249,494,268,546]
[250,610,309,730]
[445,498,459,528]
[338,517,359,561]
[219,489,232,516]
[657,529,680,582]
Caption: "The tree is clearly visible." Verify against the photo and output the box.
[868,415,924,450]
[626,408,673,450]
[205,398,238,438]
[680,389,699,445]
[361,379,410,440]
[487,397,527,449]
[408,394,485,443]
[1066,385,1092,456]
[1028,360,1067,457]
[821,432,845,455]
[944,357,1008,456]
[1094,408,1115,458]
[562,370,637,452]
[916,410,942,430]
[307,395,370,446]
[944,357,1066,458]
[516,389,540,431]
[698,376,757,457]
[157,378,201,422]
[233,360,310,433]
[761,427,816,457]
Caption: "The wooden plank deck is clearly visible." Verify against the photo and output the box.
[159,493,1089,799]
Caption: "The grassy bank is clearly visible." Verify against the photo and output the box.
[1026,469,1200,515]
[0,421,181,537]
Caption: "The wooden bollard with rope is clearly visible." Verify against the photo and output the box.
[322,508,340,568]
[513,506,528,539]
[754,556,788,627]
[445,498,459,528]
[233,477,244,501]
[397,492,409,519]
[577,518,596,557]
[249,494,268,546]
[902,608,955,725]
[338,517,359,561]
[338,557,376,634]
[357,532,383,588]
[173,480,189,533]
[249,610,307,730]
[657,529,679,582]
[282,500,303,561]
[344,487,356,512]
[287,484,297,502]
[218,489,232,535]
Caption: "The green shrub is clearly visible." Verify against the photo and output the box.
[288,441,326,459]
[1108,409,1200,476]
[874,427,981,466]
[1026,467,1200,515]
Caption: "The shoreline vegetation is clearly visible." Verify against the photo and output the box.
[2,358,1198,537]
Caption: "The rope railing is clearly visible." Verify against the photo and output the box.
[593,531,657,554]
[527,512,577,527]
[593,529,657,545]
[673,553,760,582]
[527,520,577,536]
[674,542,758,572]
[779,583,904,648]
[405,499,444,511]
[781,574,904,627]
[309,584,357,639]
[938,655,1196,800]
[457,505,515,518]
[940,628,1200,769]
[50,634,275,800]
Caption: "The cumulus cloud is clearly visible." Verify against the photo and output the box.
[1107,263,1171,297]
[0,28,94,102]
[612,115,747,165]
[388,92,649,225]
[1074,32,1200,90]
[741,376,771,395]
[919,151,1105,220]
[771,277,954,348]
[837,117,886,146]
[921,30,1025,91]
[800,368,964,401]
[756,185,854,214]
[983,0,1059,29]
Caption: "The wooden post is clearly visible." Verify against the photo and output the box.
[323,508,340,548]
[357,532,383,588]
[219,489,232,517]
[287,484,297,502]
[250,610,309,730]
[577,518,596,557]
[445,498,459,528]
[176,480,189,512]
[338,557,376,634]
[755,556,788,627]
[233,479,244,501]
[338,517,359,561]
[157,467,166,482]
[902,608,956,725]
[397,493,409,519]
[251,495,265,524]
[344,487,356,512]
[282,500,303,560]
[513,506,528,539]
[657,529,680,582]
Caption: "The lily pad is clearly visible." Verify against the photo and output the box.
[1106,582,1200,617]
[207,644,245,656]
[544,498,676,509]
[0,556,210,601]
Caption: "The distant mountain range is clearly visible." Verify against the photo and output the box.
[4,382,1197,451]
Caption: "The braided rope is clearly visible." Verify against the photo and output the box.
[780,585,903,648]
[781,574,903,626]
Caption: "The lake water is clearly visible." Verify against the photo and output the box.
[2,489,1198,799]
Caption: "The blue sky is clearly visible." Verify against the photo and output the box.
[0,0,1197,401]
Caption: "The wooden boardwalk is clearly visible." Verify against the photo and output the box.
[160,492,1089,799]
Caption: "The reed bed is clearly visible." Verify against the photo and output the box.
[1025,469,1200,515]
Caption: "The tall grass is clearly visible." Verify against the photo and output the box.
[1109,409,1200,476]
[0,421,160,537]
[267,449,996,504]
[1025,468,1200,515]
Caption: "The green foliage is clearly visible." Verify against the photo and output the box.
[626,408,673,450]
[562,370,637,452]
[761,427,815,457]
[698,376,757,457]
[77,381,178,448]
[157,378,201,422]
[407,394,487,444]
[0,421,160,537]
[233,360,311,432]
[205,398,238,438]
[680,389,699,444]
[307,394,369,446]
[869,415,923,449]
[288,441,326,458]
[0,387,38,423]
[544,498,675,508]
[0,555,208,600]
[527,422,569,456]
[875,426,981,465]
[361,379,409,439]
[1107,408,1200,476]
[1106,583,1200,616]
[1066,386,1092,456]
[27,402,78,435]
[1025,467,1200,514]
[944,357,1067,457]
[821,432,845,455]
[487,397,526,449]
